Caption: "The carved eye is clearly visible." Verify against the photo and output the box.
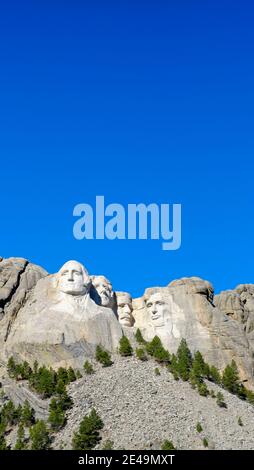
[147,303,152,308]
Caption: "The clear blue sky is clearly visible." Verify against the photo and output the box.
[0,1,253,297]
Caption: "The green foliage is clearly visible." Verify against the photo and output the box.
[0,434,8,450]
[245,389,254,405]
[55,379,66,396]
[153,346,170,364]
[135,328,146,345]
[7,356,18,378]
[67,366,77,382]
[222,360,240,395]
[146,336,163,356]
[57,367,69,385]
[191,351,209,382]
[135,348,148,361]
[145,336,170,364]
[29,365,57,398]
[95,345,113,367]
[7,356,32,380]
[161,439,176,450]
[75,370,82,379]
[238,417,243,426]
[196,422,203,433]
[119,336,133,357]
[7,357,77,399]
[102,439,114,450]
[155,367,161,376]
[203,437,208,448]
[168,354,179,380]
[48,399,66,431]
[176,339,192,381]
[83,361,95,374]
[72,408,104,450]
[216,391,227,408]
[21,400,35,427]
[1,400,21,426]
[197,382,209,397]
[209,365,221,385]
[30,420,51,450]
[14,424,27,450]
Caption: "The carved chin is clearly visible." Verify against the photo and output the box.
[119,318,131,327]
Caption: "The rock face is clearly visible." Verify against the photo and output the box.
[133,277,254,387]
[2,260,123,369]
[215,284,254,362]
[0,257,47,342]
[1,257,254,387]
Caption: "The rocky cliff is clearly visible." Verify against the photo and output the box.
[0,256,254,388]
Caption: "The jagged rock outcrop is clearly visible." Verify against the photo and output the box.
[1,257,254,387]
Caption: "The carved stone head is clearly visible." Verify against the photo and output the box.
[91,275,115,308]
[145,292,170,327]
[57,260,90,296]
[116,292,134,327]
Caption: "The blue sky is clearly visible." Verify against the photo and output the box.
[0,1,253,297]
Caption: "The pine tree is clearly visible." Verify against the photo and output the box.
[20,361,32,380]
[191,351,209,380]
[153,346,170,364]
[30,420,51,450]
[84,361,95,374]
[67,367,76,383]
[168,354,179,380]
[72,409,103,450]
[209,365,221,385]
[146,336,163,356]
[119,336,133,357]
[57,367,69,385]
[135,348,148,361]
[95,345,113,367]
[14,424,27,450]
[1,400,16,426]
[222,360,240,395]
[76,370,82,379]
[135,328,146,345]
[55,379,66,396]
[176,339,192,381]
[7,356,17,378]
[48,399,66,431]
[216,391,227,408]
[197,382,209,397]
[57,391,73,411]
[21,400,35,427]
[161,440,176,450]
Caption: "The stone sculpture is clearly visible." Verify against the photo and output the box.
[90,275,115,309]
[116,292,134,327]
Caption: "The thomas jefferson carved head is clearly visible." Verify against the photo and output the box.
[91,275,115,308]
[57,260,90,296]
[116,292,134,327]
